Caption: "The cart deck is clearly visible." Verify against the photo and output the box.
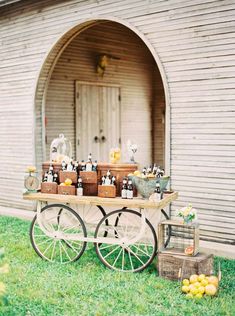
[23,191,178,209]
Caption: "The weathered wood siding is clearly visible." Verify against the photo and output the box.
[45,21,162,166]
[0,0,235,245]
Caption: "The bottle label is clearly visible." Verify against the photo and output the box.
[121,189,127,199]
[77,188,83,196]
[47,175,53,183]
[127,190,133,199]
[153,193,161,201]
[105,178,111,185]
[86,164,92,172]
[67,164,73,172]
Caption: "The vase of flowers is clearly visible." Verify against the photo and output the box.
[177,204,197,224]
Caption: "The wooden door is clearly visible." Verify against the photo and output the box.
[76,82,121,161]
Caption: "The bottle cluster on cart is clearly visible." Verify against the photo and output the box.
[41,153,99,196]
[142,164,165,178]
[98,170,117,198]
[121,177,133,199]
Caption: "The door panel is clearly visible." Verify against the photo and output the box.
[76,82,120,161]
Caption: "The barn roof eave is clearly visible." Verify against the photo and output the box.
[0,0,23,7]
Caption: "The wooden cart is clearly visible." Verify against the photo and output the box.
[23,192,178,272]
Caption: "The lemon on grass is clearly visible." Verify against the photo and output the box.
[208,276,219,288]
[194,282,201,288]
[198,286,205,294]
[190,286,198,296]
[182,279,190,286]
[189,284,195,291]
[181,286,190,293]
[198,274,206,282]
[205,284,217,296]
[186,293,194,299]
[189,275,198,284]
[195,293,203,299]
[201,278,209,287]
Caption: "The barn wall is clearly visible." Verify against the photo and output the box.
[45,21,162,167]
[0,0,235,245]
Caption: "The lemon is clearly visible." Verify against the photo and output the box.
[189,275,198,284]
[194,282,201,288]
[188,284,195,291]
[186,293,194,299]
[198,274,206,282]
[181,286,190,293]
[182,279,190,286]
[201,278,209,287]
[134,170,141,176]
[147,173,155,178]
[208,276,219,288]
[195,293,203,299]
[64,178,72,186]
[190,286,198,296]
[205,284,217,296]
[198,286,205,294]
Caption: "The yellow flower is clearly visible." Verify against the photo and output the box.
[27,166,36,173]
[183,209,190,217]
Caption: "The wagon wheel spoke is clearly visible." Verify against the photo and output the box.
[30,204,87,264]
[95,209,157,272]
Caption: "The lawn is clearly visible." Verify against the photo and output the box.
[0,215,234,316]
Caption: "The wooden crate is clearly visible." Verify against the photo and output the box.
[157,252,214,280]
[41,182,58,194]
[97,163,138,196]
[59,171,77,184]
[98,185,116,198]
[158,220,199,256]
[42,161,62,174]
[58,185,76,195]
[79,171,98,196]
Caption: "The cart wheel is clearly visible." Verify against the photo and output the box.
[94,209,157,272]
[30,204,87,263]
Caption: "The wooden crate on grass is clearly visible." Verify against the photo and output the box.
[158,220,199,256]
[157,252,214,280]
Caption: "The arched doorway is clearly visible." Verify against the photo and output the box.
[35,19,168,170]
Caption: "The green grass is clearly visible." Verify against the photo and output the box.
[0,216,234,316]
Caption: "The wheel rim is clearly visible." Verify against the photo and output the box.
[95,209,157,272]
[30,204,87,263]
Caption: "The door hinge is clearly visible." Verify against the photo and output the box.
[118,94,121,101]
